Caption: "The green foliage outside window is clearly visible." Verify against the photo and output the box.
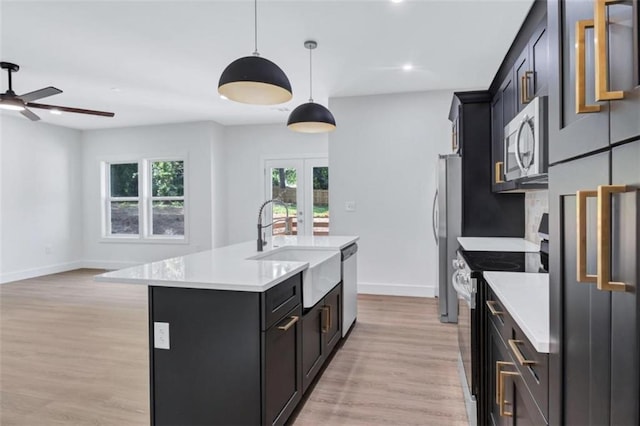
[110,163,139,197]
[152,161,184,197]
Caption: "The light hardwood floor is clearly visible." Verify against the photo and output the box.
[1,269,468,425]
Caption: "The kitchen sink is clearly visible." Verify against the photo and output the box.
[250,248,341,308]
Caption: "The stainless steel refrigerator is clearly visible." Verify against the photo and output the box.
[433,154,461,323]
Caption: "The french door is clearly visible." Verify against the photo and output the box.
[264,157,329,236]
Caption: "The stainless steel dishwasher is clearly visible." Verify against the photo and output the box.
[341,243,358,336]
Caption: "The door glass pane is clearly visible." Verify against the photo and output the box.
[152,200,184,236]
[270,167,297,235]
[110,163,138,197]
[110,201,139,234]
[312,166,329,236]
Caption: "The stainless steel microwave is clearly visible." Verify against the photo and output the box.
[503,96,547,181]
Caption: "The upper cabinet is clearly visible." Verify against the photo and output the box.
[548,0,640,164]
[490,1,548,193]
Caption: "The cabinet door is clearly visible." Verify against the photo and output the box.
[491,95,505,191]
[501,71,517,126]
[264,305,302,426]
[548,152,611,425]
[301,305,325,393]
[548,0,610,163]
[515,49,531,113]
[609,0,640,144]
[511,378,547,425]
[324,284,342,354]
[530,21,548,97]
[610,141,640,425]
[487,322,512,426]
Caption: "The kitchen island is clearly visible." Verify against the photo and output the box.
[96,235,358,426]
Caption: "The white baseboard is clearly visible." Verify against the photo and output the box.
[0,261,84,284]
[357,282,436,298]
[81,260,140,271]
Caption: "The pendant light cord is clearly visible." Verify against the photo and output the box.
[253,0,259,56]
[309,46,313,102]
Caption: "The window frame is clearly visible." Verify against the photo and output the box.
[101,156,188,244]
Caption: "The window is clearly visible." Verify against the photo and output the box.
[103,159,186,241]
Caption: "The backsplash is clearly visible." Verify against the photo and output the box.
[525,190,549,244]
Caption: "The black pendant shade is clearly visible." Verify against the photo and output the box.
[218,55,292,105]
[287,40,336,133]
[287,102,336,133]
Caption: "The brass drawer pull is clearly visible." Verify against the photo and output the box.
[486,300,503,316]
[594,0,624,101]
[576,190,598,283]
[508,339,537,366]
[496,361,514,404]
[575,20,601,114]
[278,315,299,331]
[499,369,520,417]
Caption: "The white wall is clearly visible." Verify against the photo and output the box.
[329,91,453,297]
[224,124,328,244]
[0,116,83,282]
[81,121,224,268]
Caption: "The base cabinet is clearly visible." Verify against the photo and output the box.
[149,273,305,426]
[301,283,342,393]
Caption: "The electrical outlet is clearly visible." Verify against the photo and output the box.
[154,322,170,350]
[345,201,356,212]
[44,245,52,255]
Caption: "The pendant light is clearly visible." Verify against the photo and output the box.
[218,0,292,105]
[287,40,336,133]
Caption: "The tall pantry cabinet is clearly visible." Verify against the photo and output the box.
[547,0,640,425]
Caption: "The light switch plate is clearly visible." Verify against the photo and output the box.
[345,201,356,212]
[154,322,170,350]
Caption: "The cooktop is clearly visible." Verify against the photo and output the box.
[460,250,548,275]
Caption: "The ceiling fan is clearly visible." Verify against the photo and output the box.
[0,62,115,121]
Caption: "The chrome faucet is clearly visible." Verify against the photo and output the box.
[257,199,291,251]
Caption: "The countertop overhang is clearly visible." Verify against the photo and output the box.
[483,271,550,353]
[95,235,359,292]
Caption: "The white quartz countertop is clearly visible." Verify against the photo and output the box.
[483,272,550,353]
[95,235,359,292]
[457,237,539,252]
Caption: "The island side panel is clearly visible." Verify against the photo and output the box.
[149,286,261,426]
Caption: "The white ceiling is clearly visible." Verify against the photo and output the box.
[0,0,534,130]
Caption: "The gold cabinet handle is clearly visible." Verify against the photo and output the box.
[486,300,503,316]
[594,0,624,101]
[496,361,514,404]
[576,19,602,113]
[596,184,628,292]
[495,161,504,184]
[499,369,520,417]
[520,71,535,105]
[321,306,330,333]
[508,339,537,366]
[278,315,299,331]
[577,190,598,283]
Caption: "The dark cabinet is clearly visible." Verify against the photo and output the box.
[485,288,548,426]
[265,305,303,426]
[148,273,304,426]
[490,16,548,193]
[301,283,342,393]
[548,0,639,163]
[549,141,640,425]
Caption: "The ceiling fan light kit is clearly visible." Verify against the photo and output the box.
[287,40,336,133]
[218,0,292,105]
[0,61,114,121]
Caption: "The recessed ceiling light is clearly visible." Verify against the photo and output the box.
[391,0,404,3]
[402,63,414,71]
[50,109,62,115]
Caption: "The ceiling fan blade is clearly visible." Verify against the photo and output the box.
[19,86,62,103]
[20,108,41,121]
[26,102,115,117]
